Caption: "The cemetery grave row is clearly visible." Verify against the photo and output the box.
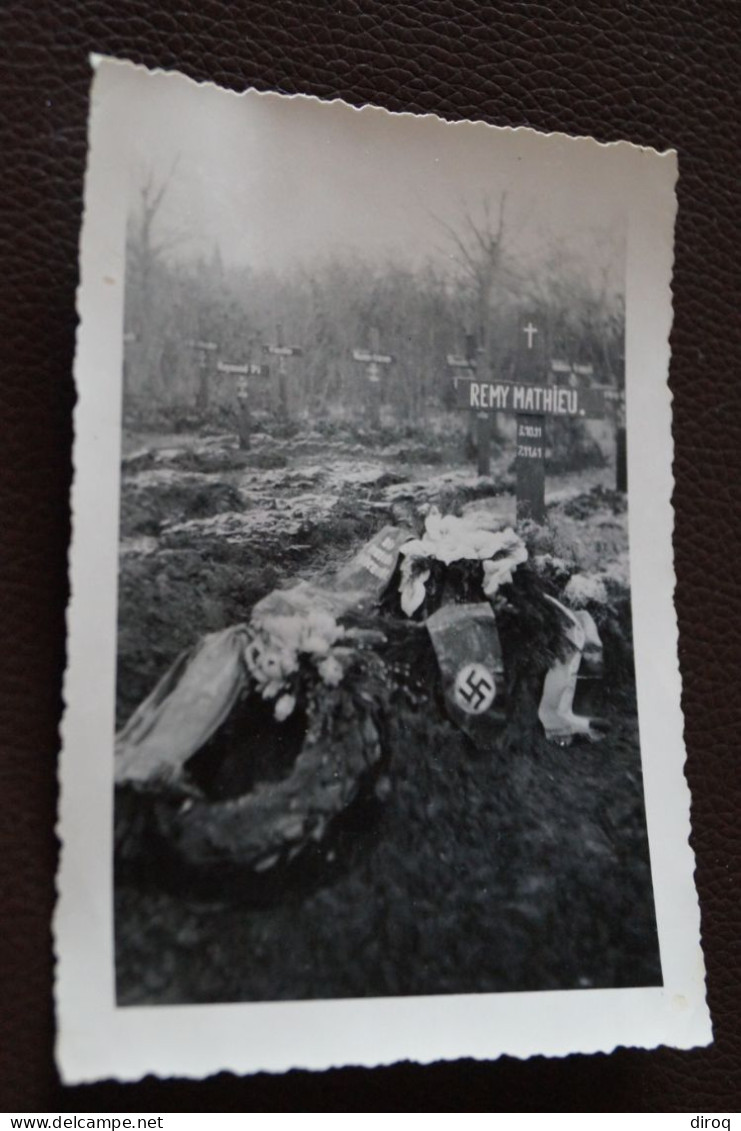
[129,315,625,521]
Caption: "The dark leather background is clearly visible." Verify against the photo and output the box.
[1,0,739,1113]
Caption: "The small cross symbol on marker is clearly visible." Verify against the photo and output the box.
[523,322,538,349]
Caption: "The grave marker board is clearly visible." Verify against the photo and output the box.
[446,354,477,392]
[454,380,606,418]
[217,361,264,378]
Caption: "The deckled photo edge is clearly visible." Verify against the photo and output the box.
[624,146,711,1035]
[55,54,128,1078]
[89,52,678,161]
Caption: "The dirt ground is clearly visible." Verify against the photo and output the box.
[114,416,661,1004]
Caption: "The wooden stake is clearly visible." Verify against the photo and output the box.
[236,376,251,450]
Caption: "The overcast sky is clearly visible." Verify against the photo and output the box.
[121,64,629,285]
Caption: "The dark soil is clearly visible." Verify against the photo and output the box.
[114,421,661,1004]
[115,684,660,1004]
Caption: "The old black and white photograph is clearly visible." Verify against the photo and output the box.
[56,58,709,1080]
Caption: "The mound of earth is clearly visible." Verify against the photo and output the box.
[563,483,627,520]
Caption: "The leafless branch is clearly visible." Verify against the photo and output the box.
[429,209,481,277]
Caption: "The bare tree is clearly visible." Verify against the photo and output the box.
[432,193,509,374]
[431,194,514,467]
[127,159,184,291]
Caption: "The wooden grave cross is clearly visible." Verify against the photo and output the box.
[446,332,488,474]
[446,332,478,392]
[186,339,219,410]
[264,322,303,418]
[352,327,394,427]
[453,316,606,522]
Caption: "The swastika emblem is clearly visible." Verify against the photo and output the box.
[453,663,496,715]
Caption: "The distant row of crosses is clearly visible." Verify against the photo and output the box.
[176,315,624,519]
[187,323,394,436]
